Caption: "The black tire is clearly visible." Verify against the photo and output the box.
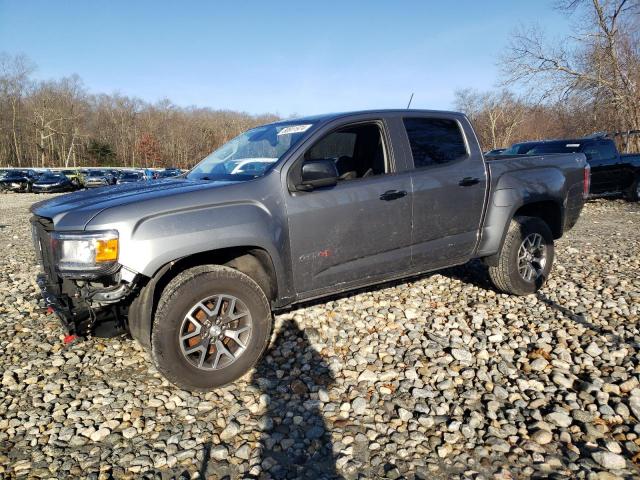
[151,265,272,391]
[488,216,554,296]
[624,176,640,202]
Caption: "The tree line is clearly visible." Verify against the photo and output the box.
[0,57,278,169]
[1,0,638,169]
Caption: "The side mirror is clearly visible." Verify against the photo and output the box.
[298,159,338,190]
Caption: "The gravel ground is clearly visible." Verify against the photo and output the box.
[0,193,639,480]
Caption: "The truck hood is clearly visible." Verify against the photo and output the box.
[30,177,239,229]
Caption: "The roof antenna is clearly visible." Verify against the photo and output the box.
[406,93,414,109]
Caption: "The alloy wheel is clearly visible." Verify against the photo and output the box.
[517,233,547,282]
[178,294,252,370]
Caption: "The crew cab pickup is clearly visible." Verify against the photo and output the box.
[502,134,640,201]
[30,110,589,390]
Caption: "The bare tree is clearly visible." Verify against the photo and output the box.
[455,89,527,149]
[501,0,640,149]
[0,53,35,166]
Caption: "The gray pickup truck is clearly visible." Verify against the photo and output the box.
[31,109,589,390]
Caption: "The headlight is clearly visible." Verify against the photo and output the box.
[52,230,119,274]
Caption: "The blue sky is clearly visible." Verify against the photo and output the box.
[0,1,572,116]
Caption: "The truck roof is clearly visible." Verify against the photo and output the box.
[268,109,465,126]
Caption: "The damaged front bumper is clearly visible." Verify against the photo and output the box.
[36,273,78,333]
[32,215,138,336]
[36,270,136,336]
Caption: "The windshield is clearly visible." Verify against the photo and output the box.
[122,172,142,179]
[39,174,65,181]
[3,170,27,178]
[187,122,313,181]
[88,170,106,177]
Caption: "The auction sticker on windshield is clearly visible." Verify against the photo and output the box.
[277,124,312,136]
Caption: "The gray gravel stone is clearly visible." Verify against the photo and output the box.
[352,396,367,415]
[592,451,626,470]
[546,411,573,428]
[451,348,473,364]
[530,429,553,445]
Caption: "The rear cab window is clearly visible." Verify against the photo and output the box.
[402,117,468,168]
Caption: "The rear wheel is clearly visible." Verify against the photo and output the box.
[488,216,554,295]
[624,176,640,202]
[151,265,272,391]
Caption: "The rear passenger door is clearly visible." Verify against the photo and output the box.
[401,115,487,270]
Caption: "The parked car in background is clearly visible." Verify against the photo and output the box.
[32,173,78,193]
[107,169,121,184]
[503,134,640,201]
[31,109,589,390]
[0,169,39,192]
[84,169,112,188]
[154,168,182,179]
[59,169,85,188]
[116,171,145,184]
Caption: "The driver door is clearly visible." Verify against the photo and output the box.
[284,120,413,295]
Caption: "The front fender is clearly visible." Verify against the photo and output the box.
[83,173,294,304]
[101,201,285,279]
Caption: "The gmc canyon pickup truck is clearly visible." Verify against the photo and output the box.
[31,110,589,390]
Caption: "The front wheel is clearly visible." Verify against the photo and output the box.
[151,265,273,391]
[488,216,554,295]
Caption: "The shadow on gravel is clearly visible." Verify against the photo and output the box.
[440,259,494,290]
[250,319,342,479]
[198,441,212,479]
[535,293,639,349]
[442,262,640,350]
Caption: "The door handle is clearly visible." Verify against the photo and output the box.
[458,177,480,187]
[379,190,407,201]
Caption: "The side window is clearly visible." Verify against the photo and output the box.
[307,132,356,160]
[304,123,387,181]
[583,142,617,161]
[582,146,601,161]
[598,142,618,160]
[403,117,467,168]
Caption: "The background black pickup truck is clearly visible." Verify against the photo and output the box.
[501,135,640,201]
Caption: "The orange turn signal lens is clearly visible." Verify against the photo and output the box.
[95,238,118,263]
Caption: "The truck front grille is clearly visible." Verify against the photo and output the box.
[31,216,56,278]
